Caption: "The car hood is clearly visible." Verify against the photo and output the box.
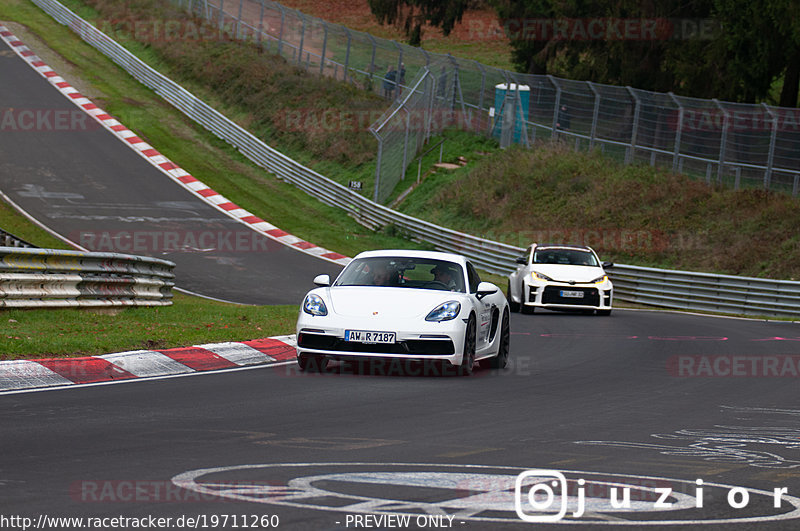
[529,264,605,283]
[324,286,460,319]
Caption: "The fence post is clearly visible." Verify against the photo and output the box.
[763,103,778,191]
[367,34,376,83]
[343,28,352,83]
[587,81,600,150]
[714,99,730,184]
[395,42,404,101]
[319,22,328,75]
[256,0,264,45]
[236,0,243,39]
[668,92,684,173]
[475,60,486,116]
[371,129,383,202]
[401,108,411,179]
[626,86,640,164]
[277,4,285,57]
[218,0,225,31]
[297,12,306,68]
[548,75,561,140]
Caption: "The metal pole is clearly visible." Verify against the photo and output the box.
[587,81,600,150]
[319,23,328,76]
[714,99,730,184]
[236,0,243,39]
[277,5,285,57]
[256,0,264,45]
[626,86,640,164]
[475,60,486,120]
[763,103,778,191]
[218,0,225,31]
[297,13,306,68]
[548,75,561,140]
[395,42,404,101]
[367,34,376,83]
[371,130,383,202]
[343,29,351,83]
[401,109,411,179]
[668,92,684,173]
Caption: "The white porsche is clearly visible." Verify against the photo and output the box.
[295,250,510,375]
[507,244,614,315]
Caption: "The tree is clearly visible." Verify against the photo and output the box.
[367,0,469,46]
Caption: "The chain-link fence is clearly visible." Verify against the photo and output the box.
[177,0,800,202]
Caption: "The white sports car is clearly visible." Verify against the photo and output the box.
[295,250,510,375]
[507,244,613,315]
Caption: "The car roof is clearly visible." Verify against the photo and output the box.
[353,249,467,266]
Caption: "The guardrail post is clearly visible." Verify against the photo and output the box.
[587,81,600,150]
[762,103,778,191]
[625,87,640,164]
[668,92,684,173]
[548,75,561,140]
[714,99,730,184]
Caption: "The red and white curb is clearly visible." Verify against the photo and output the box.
[0,335,297,392]
[0,25,351,267]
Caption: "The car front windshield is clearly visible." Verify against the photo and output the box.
[334,257,466,292]
[533,248,599,267]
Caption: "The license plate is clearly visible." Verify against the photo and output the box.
[560,290,584,298]
[344,330,396,344]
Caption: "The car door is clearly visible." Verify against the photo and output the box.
[466,261,493,350]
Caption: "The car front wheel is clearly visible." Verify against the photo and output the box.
[489,309,510,369]
[458,315,477,376]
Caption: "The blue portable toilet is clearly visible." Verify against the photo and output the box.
[491,83,530,143]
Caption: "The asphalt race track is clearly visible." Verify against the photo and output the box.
[0,42,342,305]
[3,311,800,529]
[3,21,800,531]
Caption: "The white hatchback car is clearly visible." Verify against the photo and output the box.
[296,250,510,375]
[507,244,613,315]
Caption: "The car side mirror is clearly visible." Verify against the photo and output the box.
[602,261,614,269]
[515,256,527,265]
[475,281,498,300]
[313,274,330,287]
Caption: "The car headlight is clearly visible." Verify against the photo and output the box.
[303,294,328,316]
[425,301,461,322]
[590,275,609,284]
[531,271,553,281]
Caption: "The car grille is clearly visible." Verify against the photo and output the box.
[542,286,600,306]
[297,333,455,355]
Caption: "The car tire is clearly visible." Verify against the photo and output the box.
[297,354,328,372]
[489,309,510,369]
[458,315,477,376]
[507,282,520,313]
[596,309,612,316]
[520,303,535,314]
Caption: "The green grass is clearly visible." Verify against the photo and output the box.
[0,292,297,360]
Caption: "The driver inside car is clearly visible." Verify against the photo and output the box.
[431,264,458,291]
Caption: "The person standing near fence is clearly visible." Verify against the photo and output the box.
[383,65,397,99]
[397,63,406,97]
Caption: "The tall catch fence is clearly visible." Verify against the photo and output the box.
[184,0,800,202]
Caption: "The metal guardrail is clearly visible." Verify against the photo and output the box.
[0,247,175,308]
[30,0,800,318]
[0,228,36,249]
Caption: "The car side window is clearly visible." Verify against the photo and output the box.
[466,262,481,293]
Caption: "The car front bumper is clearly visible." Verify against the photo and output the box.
[295,313,468,366]
[521,280,613,311]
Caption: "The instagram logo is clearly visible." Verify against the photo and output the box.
[514,470,570,522]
